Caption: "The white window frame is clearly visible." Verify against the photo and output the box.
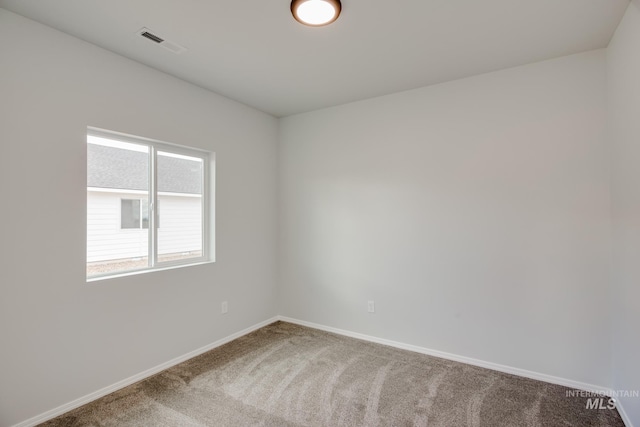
[87,127,212,281]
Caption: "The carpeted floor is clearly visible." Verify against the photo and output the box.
[40,321,624,426]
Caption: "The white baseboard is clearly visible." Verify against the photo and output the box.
[616,399,634,427]
[11,316,279,427]
[12,315,633,427]
[277,317,619,400]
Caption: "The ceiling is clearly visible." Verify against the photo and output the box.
[0,0,630,117]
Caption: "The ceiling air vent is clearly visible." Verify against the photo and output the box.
[141,30,164,44]
[136,28,187,54]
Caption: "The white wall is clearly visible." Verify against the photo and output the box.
[278,50,612,388]
[608,1,640,423]
[0,8,278,427]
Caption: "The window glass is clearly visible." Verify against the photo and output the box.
[121,199,141,229]
[157,151,204,263]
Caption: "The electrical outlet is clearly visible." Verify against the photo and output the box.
[221,301,228,314]
[368,300,375,313]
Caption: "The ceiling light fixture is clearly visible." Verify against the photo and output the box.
[291,0,342,27]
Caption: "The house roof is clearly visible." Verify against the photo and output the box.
[87,143,202,195]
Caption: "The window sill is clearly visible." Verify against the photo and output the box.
[86,259,214,283]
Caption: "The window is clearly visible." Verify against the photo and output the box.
[121,199,149,229]
[87,128,211,279]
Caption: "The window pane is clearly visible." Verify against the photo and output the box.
[121,199,141,229]
[87,136,150,276]
[157,151,203,263]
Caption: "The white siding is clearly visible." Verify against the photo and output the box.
[158,194,202,255]
[87,191,202,263]
[87,191,148,262]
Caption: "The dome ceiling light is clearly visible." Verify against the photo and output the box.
[291,0,342,27]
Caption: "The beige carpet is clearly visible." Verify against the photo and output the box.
[40,321,624,426]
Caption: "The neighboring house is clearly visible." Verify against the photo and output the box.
[87,143,203,264]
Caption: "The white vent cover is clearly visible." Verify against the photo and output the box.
[136,28,187,54]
